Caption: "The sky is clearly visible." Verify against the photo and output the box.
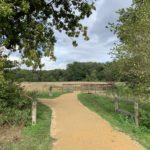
[10,0,132,70]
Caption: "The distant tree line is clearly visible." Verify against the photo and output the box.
[4,61,122,82]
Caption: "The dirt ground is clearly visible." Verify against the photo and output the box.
[0,126,22,143]
[41,92,144,150]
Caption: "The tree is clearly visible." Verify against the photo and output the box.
[0,57,5,82]
[0,0,95,68]
[5,61,121,82]
[109,0,150,96]
[102,61,120,81]
[0,47,4,78]
[0,1,96,126]
[85,69,98,81]
[66,62,86,81]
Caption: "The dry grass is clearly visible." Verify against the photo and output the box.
[21,81,111,92]
[0,126,22,143]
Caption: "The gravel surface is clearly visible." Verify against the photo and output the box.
[41,92,144,150]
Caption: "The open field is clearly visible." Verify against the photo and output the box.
[21,81,113,92]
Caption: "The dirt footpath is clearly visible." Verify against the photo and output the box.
[41,93,144,150]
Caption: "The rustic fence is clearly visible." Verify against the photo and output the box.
[114,96,139,127]
[23,94,37,125]
[62,84,76,92]
[51,85,63,92]
[80,83,113,93]
[49,83,113,93]
[32,101,37,125]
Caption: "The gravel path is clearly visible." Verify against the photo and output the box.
[41,92,144,150]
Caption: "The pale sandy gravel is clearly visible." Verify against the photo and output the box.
[41,92,145,150]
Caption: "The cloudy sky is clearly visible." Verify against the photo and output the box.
[10,0,132,70]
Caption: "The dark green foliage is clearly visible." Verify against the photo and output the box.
[102,61,121,81]
[85,70,98,81]
[0,81,35,126]
[139,102,150,129]
[139,110,150,129]
[5,61,120,82]
[66,62,104,81]
[0,0,95,68]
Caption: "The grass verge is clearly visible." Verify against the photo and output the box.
[78,93,150,150]
[1,102,52,150]
[37,91,67,99]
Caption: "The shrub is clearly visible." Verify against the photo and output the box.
[109,82,132,97]
[139,109,150,129]
[0,81,36,126]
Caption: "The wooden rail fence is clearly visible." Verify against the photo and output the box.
[32,101,37,125]
[114,96,139,127]
[49,83,114,93]
[80,83,113,93]
[23,94,37,125]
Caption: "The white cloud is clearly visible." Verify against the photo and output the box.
[8,0,132,70]
[8,52,21,61]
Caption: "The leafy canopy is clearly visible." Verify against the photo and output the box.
[0,0,95,68]
[109,0,150,95]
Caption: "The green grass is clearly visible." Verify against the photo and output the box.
[1,91,66,149]
[78,93,150,150]
[1,102,52,150]
[37,91,67,99]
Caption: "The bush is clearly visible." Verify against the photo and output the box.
[0,81,36,126]
[110,82,132,97]
[139,109,150,129]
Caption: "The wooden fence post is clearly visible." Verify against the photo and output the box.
[114,96,119,112]
[32,101,37,125]
[95,85,97,94]
[49,85,52,96]
[134,101,139,127]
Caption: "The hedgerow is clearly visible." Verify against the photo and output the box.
[0,81,35,126]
